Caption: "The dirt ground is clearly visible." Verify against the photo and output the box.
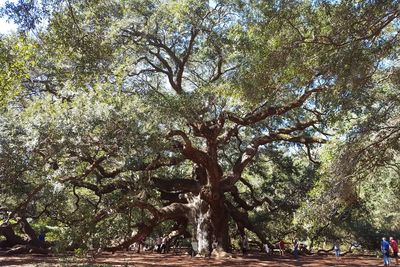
[0,251,388,267]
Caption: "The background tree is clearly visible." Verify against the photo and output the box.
[296,53,400,250]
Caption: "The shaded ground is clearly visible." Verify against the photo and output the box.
[0,251,386,266]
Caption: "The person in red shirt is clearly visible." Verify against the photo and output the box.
[390,237,399,265]
[279,240,285,256]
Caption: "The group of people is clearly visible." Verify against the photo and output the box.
[229,235,400,265]
[128,235,169,253]
[133,233,400,265]
[261,239,299,258]
[154,235,169,254]
[381,237,399,266]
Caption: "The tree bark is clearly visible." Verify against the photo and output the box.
[195,182,231,254]
[209,194,231,252]
[195,200,212,255]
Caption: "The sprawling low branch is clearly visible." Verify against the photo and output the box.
[70,179,131,196]
[93,198,161,225]
[0,224,25,247]
[105,202,194,252]
[62,153,184,184]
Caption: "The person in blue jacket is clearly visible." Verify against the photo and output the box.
[381,237,390,266]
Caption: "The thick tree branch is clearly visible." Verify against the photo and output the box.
[8,183,46,222]
[226,202,267,245]
[176,27,199,90]
[0,224,25,246]
[238,178,274,207]
[159,191,187,204]
[105,202,193,252]
[229,119,325,185]
[225,87,324,126]
[70,179,132,196]
[93,198,161,225]
[60,156,108,182]
[168,130,211,167]
[152,177,200,193]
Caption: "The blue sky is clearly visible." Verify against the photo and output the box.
[0,0,18,34]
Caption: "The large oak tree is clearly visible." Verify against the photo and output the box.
[1,0,399,254]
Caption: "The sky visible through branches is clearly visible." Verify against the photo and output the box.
[0,0,17,33]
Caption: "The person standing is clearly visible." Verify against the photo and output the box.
[293,239,299,260]
[382,237,391,266]
[263,243,270,254]
[155,236,162,253]
[334,239,341,259]
[160,235,169,253]
[240,234,249,255]
[390,237,399,266]
[38,231,46,242]
[38,231,46,248]
[279,240,285,256]
[137,236,146,253]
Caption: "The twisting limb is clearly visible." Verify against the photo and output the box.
[225,202,267,245]
[225,87,325,126]
[104,201,194,252]
[72,185,80,213]
[228,118,326,185]
[121,23,201,94]
[7,183,46,223]
[92,198,161,226]
[152,177,200,194]
[304,143,319,164]
[237,179,274,208]
[167,130,211,169]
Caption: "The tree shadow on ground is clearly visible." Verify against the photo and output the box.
[0,251,384,266]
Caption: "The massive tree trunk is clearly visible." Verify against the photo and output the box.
[193,196,212,255]
[209,190,230,252]
[195,182,231,253]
